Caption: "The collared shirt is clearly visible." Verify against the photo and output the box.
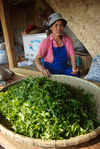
[36,33,75,63]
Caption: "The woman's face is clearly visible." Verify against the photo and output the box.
[50,20,64,37]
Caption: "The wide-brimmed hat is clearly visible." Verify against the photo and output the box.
[48,13,67,27]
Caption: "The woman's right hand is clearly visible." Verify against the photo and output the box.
[35,56,51,77]
[41,67,51,77]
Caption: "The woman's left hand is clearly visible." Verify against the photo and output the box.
[72,67,79,74]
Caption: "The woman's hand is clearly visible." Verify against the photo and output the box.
[41,67,51,77]
[71,55,79,74]
[35,56,51,77]
[72,66,79,74]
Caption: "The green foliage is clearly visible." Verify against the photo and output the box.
[0,76,100,139]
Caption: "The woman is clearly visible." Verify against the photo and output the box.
[35,13,79,77]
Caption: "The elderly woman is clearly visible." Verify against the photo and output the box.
[35,13,79,77]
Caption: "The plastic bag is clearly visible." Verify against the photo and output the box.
[0,50,8,64]
[0,67,13,81]
[84,54,100,82]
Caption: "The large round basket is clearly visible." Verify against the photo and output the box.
[0,75,100,148]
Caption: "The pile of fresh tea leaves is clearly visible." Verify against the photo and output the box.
[0,76,100,139]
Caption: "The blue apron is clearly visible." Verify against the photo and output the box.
[43,41,80,77]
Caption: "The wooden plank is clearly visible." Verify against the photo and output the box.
[0,0,17,69]
[11,67,42,77]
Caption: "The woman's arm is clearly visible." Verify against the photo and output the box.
[65,37,78,74]
[35,55,51,77]
[70,55,79,74]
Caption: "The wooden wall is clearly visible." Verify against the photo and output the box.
[9,0,53,30]
[46,0,100,57]
[6,0,54,49]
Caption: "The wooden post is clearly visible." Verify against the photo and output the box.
[0,0,18,69]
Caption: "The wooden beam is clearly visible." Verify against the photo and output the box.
[0,0,18,69]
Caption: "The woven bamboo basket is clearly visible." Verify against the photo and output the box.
[0,75,100,148]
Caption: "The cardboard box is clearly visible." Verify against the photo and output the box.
[22,33,47,60]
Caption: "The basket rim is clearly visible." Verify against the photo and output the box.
[0,124,100,147]
[0,75,100,148]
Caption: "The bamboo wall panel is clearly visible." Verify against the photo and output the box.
[46,0,100,57]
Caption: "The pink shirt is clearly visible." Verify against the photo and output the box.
[36,34,75,63]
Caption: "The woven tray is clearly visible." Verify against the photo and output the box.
[0,75,100,148]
